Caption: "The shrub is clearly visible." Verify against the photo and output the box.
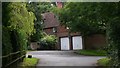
[40,35,57,50]
[97,58,110,66]
[2,26,13,65]
[2,26,13,56]
[105,17,120,67]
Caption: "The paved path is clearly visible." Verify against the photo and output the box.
[27,51,105,67]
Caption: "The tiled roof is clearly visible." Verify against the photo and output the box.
[42,12,60,28]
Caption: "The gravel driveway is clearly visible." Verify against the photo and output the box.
[27,51,105,67]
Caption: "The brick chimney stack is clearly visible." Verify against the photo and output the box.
[56,1,63,8]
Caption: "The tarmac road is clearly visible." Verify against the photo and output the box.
[27,51,105,67]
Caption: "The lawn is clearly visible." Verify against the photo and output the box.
[19,58,39,68]
[76,50,107,56]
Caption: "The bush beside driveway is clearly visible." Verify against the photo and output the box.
[97,58,110,67]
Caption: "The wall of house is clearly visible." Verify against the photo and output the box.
[43,25,107,50]
[56,25,81,50]
[42,12,107,50]
[43,25,80,38]
[57,25,80,37]
[44,27,57,35]
[84,34,107,50]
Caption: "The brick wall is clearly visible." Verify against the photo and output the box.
[43,25,107,50]
[44,27,57,35]
[43,25,81,50]
[84,34,107,49]
[57,25,80,37]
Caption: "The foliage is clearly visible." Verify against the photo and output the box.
[2,26,13,55]
[3,2,35,51]
[27,2,52,14]
[107,17,120,67]
[19,58,39,68]
[6,3,35,36]
[76,50,107,56]
[40,35,57,50]
[54,2,106,36]
[30,32,47,42]
[2,2,35,67]
[27,2,52,42]
[100,3,120,67]
[54,2,119,67]
[97,58,110,66]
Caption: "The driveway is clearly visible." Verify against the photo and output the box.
[27,51,105,67]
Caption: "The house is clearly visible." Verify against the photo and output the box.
[40,2,107,50]
[42,12,83,50]
[40,2,82,50]
[41,12,107,50]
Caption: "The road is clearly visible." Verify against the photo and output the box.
[27,51,105,67]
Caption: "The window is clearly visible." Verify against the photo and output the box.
[66,27,69,29]
[53,27,57,33]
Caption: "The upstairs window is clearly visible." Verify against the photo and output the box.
[66,27,69,29]
[53,27,57,33]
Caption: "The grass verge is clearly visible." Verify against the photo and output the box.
[97,58,110,66]
[75,50,107,56]
[19,58,39,68]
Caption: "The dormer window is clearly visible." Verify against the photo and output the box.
[66,27,69,29]
[53,27,57,33]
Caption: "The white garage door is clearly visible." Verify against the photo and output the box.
[60,37,70,50]
[72,36,83,50]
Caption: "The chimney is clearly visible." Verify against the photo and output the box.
[55,0,63,8]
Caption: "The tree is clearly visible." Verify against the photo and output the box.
[2,2,35,67]
[55,2,120,67]
[54,2,106,36]
[27,2,52,42]
[7,2,35,50]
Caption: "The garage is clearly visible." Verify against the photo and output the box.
[72,36,83,50]
[60,37,70,50]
